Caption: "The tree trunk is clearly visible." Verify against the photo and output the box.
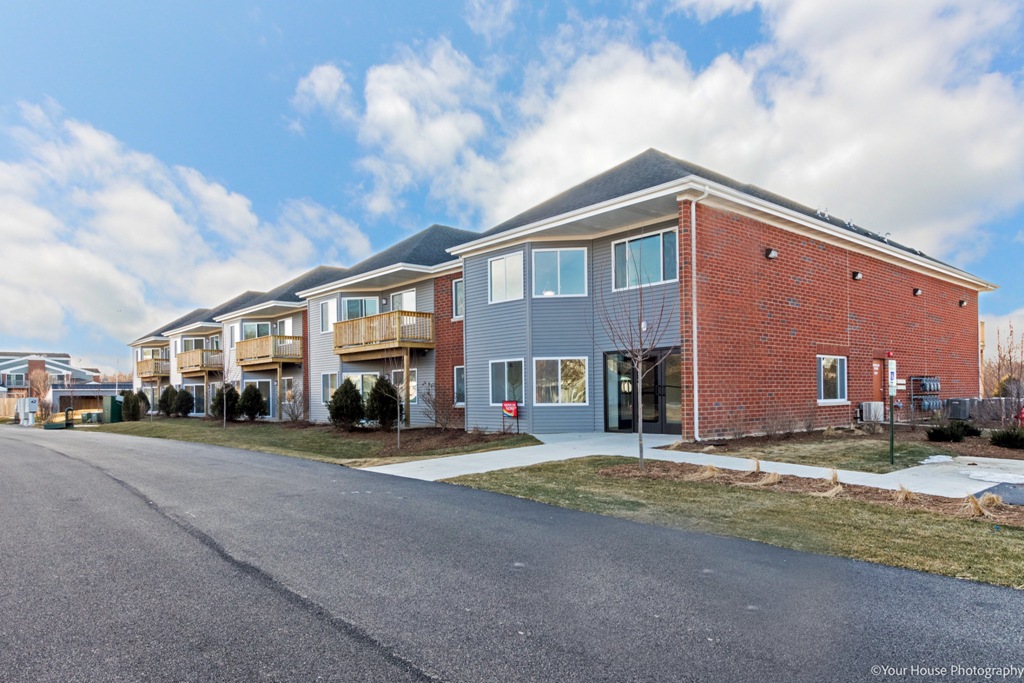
[637,357,644,470]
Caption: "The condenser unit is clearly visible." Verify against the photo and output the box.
[946,398,969,421]
[860,401,884,422]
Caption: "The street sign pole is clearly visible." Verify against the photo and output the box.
[888,358,897,465]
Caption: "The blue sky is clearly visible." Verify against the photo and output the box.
[1,0,1022,373]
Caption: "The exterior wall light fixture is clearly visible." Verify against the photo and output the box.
[913,288,922,297]
[959,299,967,307]
[765,248,779,259]
[852,271,863,280]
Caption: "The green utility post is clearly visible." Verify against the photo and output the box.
[887,356,897,466]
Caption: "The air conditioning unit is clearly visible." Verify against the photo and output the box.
[861,401,884,422]
[947,398,969,421]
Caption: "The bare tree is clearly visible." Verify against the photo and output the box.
[420,381,460,431]
[27,368,51,400]
[990,323,1024,424]
[595,251,678,469]
[282,385,308,423]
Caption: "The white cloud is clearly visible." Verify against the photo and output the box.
[465,0,518,42]
[0,104,371,347]
[290,62,356,124]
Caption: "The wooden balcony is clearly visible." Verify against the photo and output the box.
[177,348,224,375]
[235,335,304,368]
[137,358,170,379]
[333,310,434,361]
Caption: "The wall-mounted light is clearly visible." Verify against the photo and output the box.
[913,288,922,297]
[381,297,388,306]
[765,248,779,260]
[959,299,967,307]
[852,271,863,281]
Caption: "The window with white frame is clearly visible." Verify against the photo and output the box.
[242,322,271,340]
[275,318,292,336]
[612,228,678,290]
[392,368,418,404]
[321,372,338,404]
[817,355,848,403]
[282,377,294,404]
[230,324,236,348]
[489,252,524,303]
[533,248,587,297]
[182,338,205,352]
[534,357,588,405]
[489,359,524,405]
[454,366,465,405]
[452,279,464,318]
[343,297,380,320]
[319,301,332,333]
[390,290,416,312]
[244,379,273,417]
[343,373,380,401]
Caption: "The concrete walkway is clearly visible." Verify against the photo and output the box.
[363,432,1024,499]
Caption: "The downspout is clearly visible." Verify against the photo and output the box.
[690,187,709,441]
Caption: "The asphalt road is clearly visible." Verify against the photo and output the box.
[2,427,1023,682]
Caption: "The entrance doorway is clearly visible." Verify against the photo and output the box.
[604,349,681,434]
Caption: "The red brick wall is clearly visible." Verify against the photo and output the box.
[433,272,465,428]
[679,201,980,439]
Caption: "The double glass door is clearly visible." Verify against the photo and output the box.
[604,349,681,434]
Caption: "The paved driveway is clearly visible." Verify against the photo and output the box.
[3,427,1023,682]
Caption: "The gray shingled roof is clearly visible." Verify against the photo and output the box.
[483,148,940,265]
[247,265,349,306]
[133,290,266,342]
[134,307,211,343]
[341,224,476,280]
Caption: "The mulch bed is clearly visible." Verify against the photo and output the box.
[599,460,1024,527]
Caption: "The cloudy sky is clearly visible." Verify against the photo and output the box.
[1,0,1022,373]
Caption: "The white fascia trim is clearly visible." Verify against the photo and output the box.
[161,321,223,337]
[129,336,168,347]
[296,260,462,299]
[213,301,303,323]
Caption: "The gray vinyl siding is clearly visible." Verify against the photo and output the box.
[463,225,681,434]
[463,245,529,432]
[308,294,342,423]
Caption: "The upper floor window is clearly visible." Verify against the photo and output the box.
[182,338,205,352]
[534,248,587,297]
[612,228,678,290]
[242,322,271,340]
[452,279,465,318]
[817,355,848,404]
[343,297,380,320]
[319,301,333,333]
[391,290,416,312]
[489,252,524,304]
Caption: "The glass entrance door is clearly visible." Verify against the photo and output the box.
[605,349,681,434]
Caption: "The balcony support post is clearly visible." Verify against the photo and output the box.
[403,348,411,428]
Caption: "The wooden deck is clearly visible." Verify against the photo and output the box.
[333,311,434,361]
[136,358,170,379]
[235,335,304,367]
[177,349,224,374]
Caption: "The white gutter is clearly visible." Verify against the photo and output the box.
[690,187,709,442]
[295,260,462,300]
[212,300,303,323]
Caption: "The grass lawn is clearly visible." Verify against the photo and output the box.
[449,456,1024,588]
[93,418,538,464]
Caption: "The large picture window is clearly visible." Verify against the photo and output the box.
[534,358,588,405]
[454,366,466,405]
[817,356,848,404]
[489,252,524,303]
[612,228,678,290]
[489,359,524,405]
[533,248,587,297]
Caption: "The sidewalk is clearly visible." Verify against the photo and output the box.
[362,432,1024,499]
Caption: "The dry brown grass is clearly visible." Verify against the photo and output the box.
[810,484,844,498]
[893,485,919,505]
[750,458,761,474]
[685,465,721,481]
[828,468,840,486]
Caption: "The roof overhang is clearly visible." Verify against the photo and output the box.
[213,301,304,322]
[297,260,462,299]
[161,321,223,337]
[128,336,168,348]
[449,176,996,293]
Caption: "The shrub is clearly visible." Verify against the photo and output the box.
[282,386,307,423]
[239,384,267,422]
[136,389,151,414]
[158,386,178,417]
[926,422,965,442]
[121,392,141,421]
[991,426,1024,449]
[174,389,195,417]
[961,422,982,437]
[210,385,240,421]
[329,378,364,431]
[365,375,398,432]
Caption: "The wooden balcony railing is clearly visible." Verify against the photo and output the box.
[235,335,304,366]
[177,348,224,373]
[137,358,170,378]
[333,311,434,358]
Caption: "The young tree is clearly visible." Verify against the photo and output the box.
[121,392,141,421]
[27,368,51,400]
[282,385,308,423]
[239,384,267,422]
[419,381,458,431]
[328,378,364,431]
[210,385,240,421]
[158,386,178,417]
[990,323,1024,424]
[174,389,195,417]
[595,248,678,469]
[365,375,398,432]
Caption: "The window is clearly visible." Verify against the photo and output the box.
[319,301,332,333]
[612,228,678,290]
[817,356,848,404]
[489,252,524,303]
[533,248,587,297]
[391,290,416,312]
[275,318,292,336]
[454,366,466,405]
[534,358,588,405]
[490,359,524,405]
[192,385,206,415]
[321,373,338,404]
[244,379,273,418]
[174,340,179,355]
[209,335,220,350]
[343,373,380,401]
[282,377,294,404]
[182,338,205,352]
[230,324,236,348]
[452,279,465,318]
[242,322,271,340]
[343,297,380,320]
[392,368,418,404]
